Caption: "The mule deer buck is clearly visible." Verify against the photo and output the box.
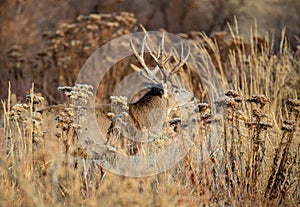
[96,32,191,154]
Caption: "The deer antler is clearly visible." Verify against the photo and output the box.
[130,34,161,85]
[170,41,190,76]
[130,31,190,90]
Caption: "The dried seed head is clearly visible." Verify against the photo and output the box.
[57,86,73,93]
[77,15,89,22]
[283,120,296,125]
[33,112,43,122]
[62,23,77,30]
[225,90,240,98]
[205,114,222,124]
[233,97,242,103]
[11,103,29,113]
[286,99,300,114]
[55,30,64,38]
[7,46,22,58]
[200,113,211,121]
[215,97,239,110]
[110,96,129,116]
[286,99,300,107]
[197,103,210,113]
[281,119,296,131]
[225,98,239,110]
[58,84,93,102]
[281,124,295,132]
[247,94,270,108]
[26,93,45,105]
[86,24,99,31]
[259,122,273,130]
[245,121,272,130]
[252,108,268,119]
[89,14,102,21]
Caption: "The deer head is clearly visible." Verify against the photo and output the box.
[129,31,191,103]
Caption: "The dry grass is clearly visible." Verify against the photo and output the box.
[0,15,299,207]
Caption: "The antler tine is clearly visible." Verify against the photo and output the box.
[146,32,173,85]
[158,33,173,68]
[156,33,169,84]
[138,25,159,64]
[170,41,190,76]
[158,32,165,66]
[130,34,161,84]
[130,35,149,71]
[144,32,171,68]
[144,36,159,65]
[182,41,191,62]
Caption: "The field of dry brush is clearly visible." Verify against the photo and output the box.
[0,1,299,206]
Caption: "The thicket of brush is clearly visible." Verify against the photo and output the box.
[0,13,299,206]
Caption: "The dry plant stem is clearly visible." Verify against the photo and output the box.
[3,83,12,156]
[28,84,34,167]
[279,144,297,205]
[266,127,296,200]
[236,111,244,194]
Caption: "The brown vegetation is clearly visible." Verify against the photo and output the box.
[0,2,299,206]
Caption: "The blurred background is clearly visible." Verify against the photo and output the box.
[0,0,299,103]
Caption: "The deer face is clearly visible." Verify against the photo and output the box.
[130,31,190,108]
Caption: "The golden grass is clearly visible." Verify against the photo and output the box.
[0,22,299,206]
